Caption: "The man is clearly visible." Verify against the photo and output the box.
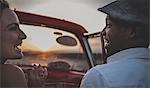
[80,0,149,88]
[0,0,28,87]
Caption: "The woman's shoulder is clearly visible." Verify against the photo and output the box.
[1,64,25,75]
[1,64,28,87]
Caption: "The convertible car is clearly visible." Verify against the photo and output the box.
[6,10,106,88]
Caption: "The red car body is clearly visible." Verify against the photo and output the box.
[14,10,99,88]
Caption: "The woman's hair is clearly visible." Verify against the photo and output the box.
[0,0,9,18]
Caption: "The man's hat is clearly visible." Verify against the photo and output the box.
[98,0,149,25]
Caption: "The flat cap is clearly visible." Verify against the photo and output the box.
[98,0,149,25]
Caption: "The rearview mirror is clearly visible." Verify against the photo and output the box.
[56,36,77,46]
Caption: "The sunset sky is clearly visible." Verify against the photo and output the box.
[7,0,114,52]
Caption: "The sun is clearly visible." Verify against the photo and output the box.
[20,25,57,52]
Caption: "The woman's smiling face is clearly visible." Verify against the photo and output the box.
[1,8,27,60]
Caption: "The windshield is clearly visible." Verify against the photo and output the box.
[86,32,105,65]
[6,24,90,72]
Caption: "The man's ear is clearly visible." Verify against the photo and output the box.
[125,27,136,39]
[129,28,136,38]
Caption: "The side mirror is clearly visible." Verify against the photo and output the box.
[56,36,77,46]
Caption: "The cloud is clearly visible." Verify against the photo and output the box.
[7,0,115,10]
[7,0,48,10]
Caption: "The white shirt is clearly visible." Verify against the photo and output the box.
[80,48,150,88]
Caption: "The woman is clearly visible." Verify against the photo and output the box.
[0,0,28,87]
